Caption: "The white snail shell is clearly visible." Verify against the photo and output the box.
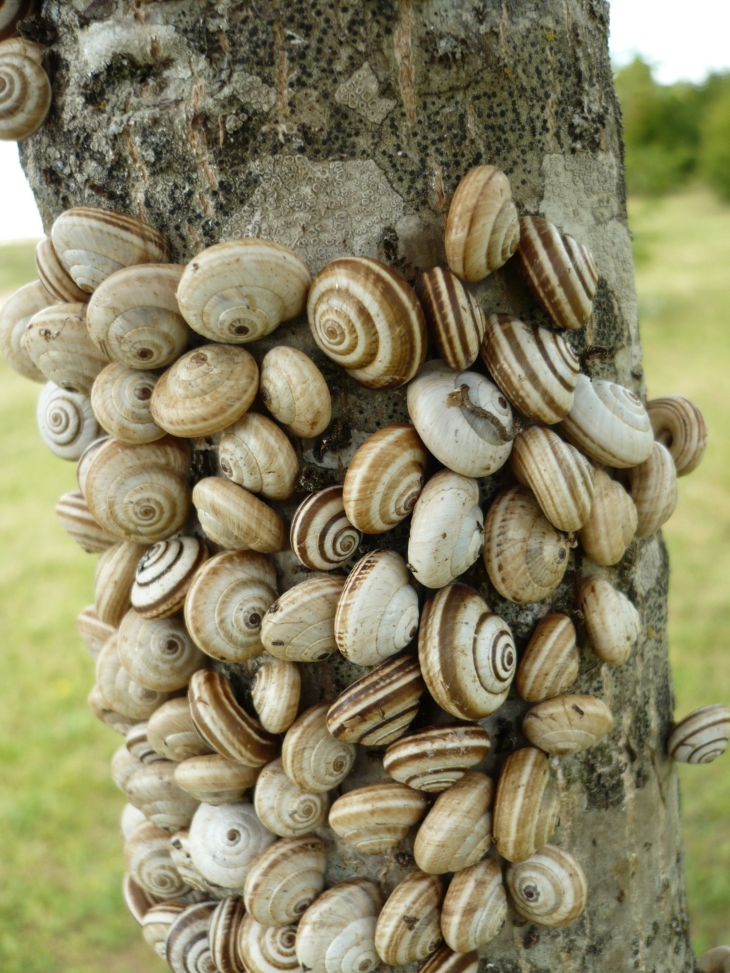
[120,802,147,840]
[441,858,507,952]
[192,477,286,554]
[169,831,230,898]
[124,820,191,899]
[141,900,187,958]
[523,694,614,755]
[648,395,708,476]
[146,697,213,763]
[90,363,165,444]
[88,683,137,736]
[96,633,174,721]
[238,914,300,973]
[0,50,51,140]
[505,844,588,927]
[259,345,331,439]
[577,576,641,665]
[208,895,247,973]
[165,900,218,973]
[492,747,558,863]
[251,660,301,735]
[174,755,260,806]
[281,704,356,794]
[374,870,444,966]
[124,760,200,832]
[328,782,428,854]
[111,745,143,792]
[413,771,495,874]
[296,879,383,973]
[23,303,108,394]
[243,834,326,927]
[415,266,485,369]
[261,575,344,663]
[0,280,48,382]
[667,705,730,764]
[219,412,298,501]
[132,536,209,621]
[383,723,490,793]
[626,441,678,538]
[578,467,637,566]
[117,608,206,692]
[35,236,89,304]
[254,757,330,839]
[37,381,102,461]
[94,539,147,627]
[516,614,579,702]
[290,485,361,571]
[188,801,276,888]
[78,604,115,659]
[56,489,117,553]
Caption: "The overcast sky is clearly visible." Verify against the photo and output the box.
[1,0,729,244]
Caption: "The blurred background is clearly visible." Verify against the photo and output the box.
[1,2,730,970]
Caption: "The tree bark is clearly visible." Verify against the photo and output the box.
[21,0,694,970]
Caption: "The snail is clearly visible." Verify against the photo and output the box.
[141,901,187,959]
[117,609,205,692]
[414,266,486,369]
[121,802,147,840]
[124,820,191,899]
[243,834,326,927]
[188,801,276,888]
[90,363,165,444]
[111,745,143,792]
[146,697,213,763]
[88,683,138,736]
[254,757,330,839]
[697,947,730,973]
[578,467,638,566]
[407,469,483,589]
[76,434,108,498]
[124,760,200,832]
[413,771,494,874]
[77,604,115,659]
[132,536,209,621]
[251,660,301,735]
[516,614,580,702]
[176,238,311,344]
[37,381,102,461]
[407,361,514,477]
[648,395,708,476]
[35,236,89,304]
[23,303,108,394]
[667,705,730,764]
[297,879,383,973]
[0,48,51,141]
[308,256,427,389]
[261,575,344,663]
[238,914,300,973]
[259,345,331,438]
[165,900,218,973]
[505,844,588,927]
[94,539,147,627]
[290,485,361,571]
[577,576,641,665]
[170,828,239,899]
[56,490,117,552]
[192,477,286,554]
[328,782,428,854]
[492,748,559,862]
[0,279,49,381]
[281,704,356,794]
[0,3,39,42]
[96,633,174,721]
[626,441,678,538]
[523,693,614,755]
[383,723,491,793]
[125,721,161,765]
[209,895,247,973]
[334,549,419,666]
[419,583,516,720]
[514,216,598,330]
[374,870,444,966]
[219,412,298,501]
[441,858,507,952]
[417,946,479,973]
[174,755,260,805]
[444,165,520,280]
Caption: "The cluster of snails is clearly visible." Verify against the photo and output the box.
[3,152,730,973]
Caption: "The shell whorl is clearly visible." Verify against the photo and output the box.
[281,704,356,794]
[165,900,218,973]
[667,705,730,764]
[254,757,330,838]
[290,485,361,571]
[578,467,637,566]
[259,345,331,439]
[261,575,344,663]
[91,363,165,444]
[0,50,51,141]
[384,723,490,793]
[218,412,298,501]
[626,441,678,538]
[522,694,614,756]
[516,614,579,702]
[505,844,588,927]
[328,782,428,854]
[37,381,102,461]
[124,820,191,900]
[492,748,552,863]
[243,834,327,926]
[238,914,299,973]
[250,660,301,735]
[374,871,444,966]
[117,609,206,692]
[192,477,286,554]
[296,879,383,973]
[577,576,641,665]
[132,536,208,620]
[0,279,49,382]
[35,236,89,304]
[188,801,276,888]
[174,755,259,806]
[648,394,708,476]
[413,771,495,874]
[56,489,116,553]
[208,895,247,973]
[0,3,39,42]
[441,858,507,952]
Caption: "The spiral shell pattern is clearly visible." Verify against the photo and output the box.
[417,946,479,973]
[577,576,641,666]
[290,485,361,571]
[37,382,101,461]
[243,834,326,927]
[23,303,108,394]
[166,901,218,973]
[415,266,485,370]
[209,895,247,973]
[218,412,298,501]
[124,760,200,832]
[261,575,344,663]
[441,858,507,952]
[123,871,162,924]
[505,844,588,927]
[282,704,356,794]
[188,801,276,888]
[384,723,490,793]
[0,279,48,382]
[141,900,187,956]
[91,363,165,444]
[96,633,173,721]
[297,879,383,973]
[254,757,330,838]
[132,536,208,620]
[124,820,190,899]
[117,609,206,692]
[146,697,213,763]
[648,394,708,476]
[35,236,89,304]
[374,871,444,966]
[667,705,730,764]
[0,51,51,140]
[238,915,299,973]
[329,782,428,854]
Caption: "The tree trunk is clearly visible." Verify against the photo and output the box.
[21,0,694,969]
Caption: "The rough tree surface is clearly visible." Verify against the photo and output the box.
[21,1,693,970]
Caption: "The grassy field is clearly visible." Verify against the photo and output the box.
[0,190,728,968]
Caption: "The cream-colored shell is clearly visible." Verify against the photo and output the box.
[0,280,48,381]
[35,236,89,304]
[147,697,213,763]
[492,747,558,863]
[56,489,116,553]
[626,441,678,538]
[141,900,187,957]
[219,412,298,501]
[415,266,485,369]
[281,704,356,794]
[259,345,331,438]
[667,705,730,764]
[188,801,276,888]
[94,540,147,627]
[124,820,191,900]
[290,485,361,571]
[88,683,138,736]
[0,38,46,62]
[169,831,228,899]
[254,757,330,839]
[132,536,209,621]
[0,51,51,140]
[516,614,579,702]
[578,467,637,566]
[192,477,286,554]
[328,782,428,854]
[124,760,200,832]
[297,879,383,973]
[243,834,326,927]
[166,900,217,973]
[523,694,613,755]
[37,381,102,461]
[251,660,301,734]
[125,721,161,764]
[441,858,507,952]
[96,633,173,721]
[91,363,165,444]
[175,754,260,805]
[111,744,143,792]
[374,871,444,966]
[383,723,491,793]
[117,608,205,692]
[77,604,115,659]
[121,802,147,840]
[261,575,344,663]
[413,771,494,874]
[76,435,108,498]
[697,946,730,973]
[209,895,247,973]
[418,945,479,973]
[23,303,108,393]
[238,915,299,973]
[648,395,708,476]
[577,576,641,665]
[505,844,588,927]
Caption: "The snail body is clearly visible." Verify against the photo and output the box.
[23,303,108,394]
[219,413,298,501]
[505,844,588,927]
[254,757,330,838]
[261,575,344,663]
[577,576,641,665]
[188,801,276,888]
[415,266,485,369]
[667,705,730,764]
[578,467,637,565]
[290,485,361,571]
[259,346,331,438]
[523,694,614,755]
[413,771,494,874]
[328,782,428,854]
[648,395,708,476]
[37,381,102,461]
[0,279,48,382]
[193,477,286,554]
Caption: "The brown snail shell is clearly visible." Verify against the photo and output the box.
[577,576,641,665]
[123,871,163,925]
[415,266,485,369]
[523,693,614,755]
[0,50,51,140]
[76,434,108,498]
[238,914,300,973]
[188,800,276,888]
[281,704,356,794]
[35,236,89,304]
[297,879,383,973]
[141,899,187,957]
[413,771,494,874]
[94,540,147,627]
[96,633,174,721]
[259,346,331,438]
[251,660,301,735]
[516,614,579,702]
[125,721,162,765]
[219,412,298,501]
[124,760,200,832]
[383,723,490,793]
[175,754,260,805]
[261,575,344,663]
[209,895,247,973]
[192,477,286,554]
[169,830,224,898]
[416,946,479,973]
[441,858,507,952]
[328,782,428,854]
[648,395,708,476]
[626,441,678,538]
[578,467,637,566]
[0,5,40,43]
[132,536,209,621]
[166,900,218,973]
[254,757,330,838]
[77,604,115,659]
[374,871,444,966]
[492,747,559,863]
[667,705,730,764]
[56,490,116,553]
[697,946,730,973]
[23,303,108,394]
[243,834,326,927]
[124,820,191,900]
[117,608,205,692]
[0,280,48,382]
[505,844,588,927]
[37,382,102,461]
[146,697,213,763]
[90,363,165,444]
[290,485,361,571]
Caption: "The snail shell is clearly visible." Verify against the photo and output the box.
[407,469,483,589]
[0,279,48,381]
[510,425,595,532]
[88,683,138,736]
[492,748,558,862]
[417,946,479,973]
[296,879,383,973]
[577,576,641,665]
[121,802,147,839]
[192,477,286,554]
[251,660,301,735]
[578,467,637,566]
[0,50,51,140]
[90,363,165,444]
[444,165,520,281]
[667,705,730,764]
[23,303,108,393]
[243,834,326,927]
[0,4,39,43]
[648,395,707,476]
[177,239,311,344]
[188,669,278,768]
[124,820,191,899]
[308,256,427,389]
[125,760,200,832]
[483,485,571,604]
[505,844,588,927]
[414,267,485,369]
[111,744,143,791]
[259,346,331,438]
[481,314,581,424]
[254,757,330,838]
[326,653,425,746]
[261,575,345,663]
[175,755,260,805]
[413,771,494,874]
[117,609,206,692]
[185,550,277,664]
[281,704,356,794]
[209,895,247,973]
[514,216,598,330]
[697,947,730,973]
[441,858,507,952]
[290,486,361,571]
[94,540,147,627]
[126,721,161,765]
[383,723,491,793]
[141,900,187,957]
[335,549,419,666]
[188,801,276,888]
[51,206,169,293]
[96,633,173,720]
[147,697,213,763]
[626,441,678,538]
[219,412,298,501]
[35,236,89,304]
[132,536,209,621]
[166,900,218,973]
[523,693,614,755]
[374,871,444,966]
[169,830,225,898]
[559,374,654,468]
[343,423,427,534]
[238,915,299,973]
[123,871,162,924]
[328,782,428,854]
[407,361,514,477]
[56,490,116,553]
[77,604,115,659]
[37,382,101,461]
[419,583,516,721]
[76,434,108,498]
[516,614,579,702]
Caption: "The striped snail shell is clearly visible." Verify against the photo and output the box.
[192,477,286,554]
[76,434,108,498]
[516,614,579,702]
[174,755,260,806]
[146,697,213,763]
[578,467,637,566]
[290,485,361,571]
[413,771,495,874]
[251,660,301,735]
[37,381,102,461]
[219,412,298,501]
[492,748,559,862]
[77,604,115,659]
[238,915,299,973]
[254,757,330,839]
[166,900,218,973]
[328,782,428,854]
[169,831,228,898]
[184,550,277,664]
[444,165,520,281]
[35,236,89,304]
[697,947,730,973]
[189,801,276,888]
[510,425,595,532]
[577,576,641,665]
[418,583,516,720]
[343,423,427,534]
[261,575,344,663]
[281,704,356,794]
[94,539,147,627]
[177,239,311,344]
[514,216,598,330]
[124,760,200,832]
[417,946,478,973]
[51,206,169,294]
[90,363,165,444]
[407,469,483,589]
[383,723,491,793]
[441,858,507,952]
[96,633,174,721]
[0,4,39,42]
[308,256,427,389]
[0,50,51,141]
[523,693,614,755]
[125,721,161,765]
[123,871,162,924]
[124,820,191,899]
[132,536,209,621]
[56,489,116,553]
[117,609,206,692]
[23,303,108,394]
[667,705,730,764]
[326,653,425,746]
[483,485,571,605]
[481,314,581,424]
[259,345,331,439]
[209,895,247,973]
[111,744,143,792]
[141,900,187,957]
[296,879,383,973]
[0,279,48,381]
[648,395,708,476]
[407,361,514,477]
[414,266,485,369]
[86,264,189,369]
[88,682,138,736]
[243,834,326,927]
[374,871,444,966]
[505,844,588,928]
[626,441,678,538]
[334,549,419,666]
[121,802,147,839]
[559,374,654,468]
